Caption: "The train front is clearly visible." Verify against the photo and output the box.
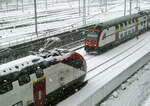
[85,29,101,53]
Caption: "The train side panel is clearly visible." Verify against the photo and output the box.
[147,14,150,28]
[0,63,86,106]
[99,27,115,47]
[0,75,37,106]
[45,63,85,96]
[138,15,147,32]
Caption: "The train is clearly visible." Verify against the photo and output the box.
[85,9,150,53]
[0,46,87,105]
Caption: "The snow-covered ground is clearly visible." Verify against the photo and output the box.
[56,28,150,106]
[98,60,150,106]
[0,0,150,49]
[142,94,150,106]
[58,30,150,106]
[0,0,121,38]
[0,0,150,105]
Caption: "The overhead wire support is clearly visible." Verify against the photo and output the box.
[45,0,48,9]
[139,0,141,11]
[105,0,108,12]
[124,0,126,16]
[34,0,38,37]
[136,0,140,11]
[21,0,24,12]
[130,0,132,16]
[136,0,138,8]
[87,0,90,15]
[16,0,19,11]
[83,0,86,26]
[0,0,2,9]
[79,0,81,16]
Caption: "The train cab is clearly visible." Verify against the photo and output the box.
[85,29,101,52]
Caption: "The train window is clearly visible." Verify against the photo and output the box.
[120,23,123,27]
[102,33,106,40]
[141,22,143,26]
[128,30,131,34]
[132,29,134,33]
[120,33,123,39]
[32,58,40,63]
[124,31,127,36]
[15,66,19,69]
[128,20,131,24]
[0,80,13,94]
[124,21,127,26]
[132,19,135,23]
[26,66,36,75]
[52,52,59,56]
[115,25,119,29]
[36,67,44,78]
[18,74,30,86]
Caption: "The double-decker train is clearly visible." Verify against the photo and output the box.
[0,47,87,106]
[85,9,150,53]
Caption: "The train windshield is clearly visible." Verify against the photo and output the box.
[86,31,99,41]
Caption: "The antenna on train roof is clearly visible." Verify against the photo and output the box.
[39,37,61,53]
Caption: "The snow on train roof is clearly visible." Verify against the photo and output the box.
[95,13,141,29]
[0,55,41,76]
[0,48,72,76]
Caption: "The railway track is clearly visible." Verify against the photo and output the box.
[0,1,124,49]
[83,34,150,81]
[69,33,150,83]
[0,0,78,13]
[86,41,147,81]
[0,1,122,32]
[0,9,79,30]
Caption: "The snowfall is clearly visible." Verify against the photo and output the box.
[70,28,150,106]
[0,0,150,48]
[99,61,150,106]
[1,0,150,106]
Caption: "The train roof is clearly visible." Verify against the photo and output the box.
[94,13,142,29]
[0,55,41,76]
[0,48,72,77]
[140,9,150,14]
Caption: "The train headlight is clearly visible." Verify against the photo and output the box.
[85,42,88,45]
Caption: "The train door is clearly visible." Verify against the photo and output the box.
[115,25,119,44]
[135,19,139,39]
[148,15,150,28]
[33,77,46,106]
